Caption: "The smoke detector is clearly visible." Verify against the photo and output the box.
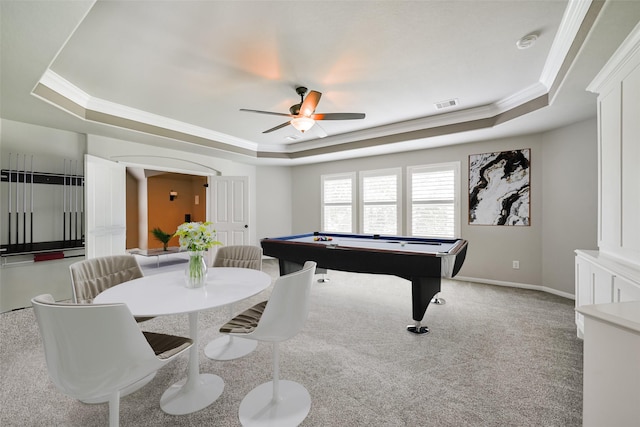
[516,33,538,50]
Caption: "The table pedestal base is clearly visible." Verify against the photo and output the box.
[205,335,258,361]
[160,373,224,415]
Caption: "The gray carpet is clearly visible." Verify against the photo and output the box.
[0,258,583,426]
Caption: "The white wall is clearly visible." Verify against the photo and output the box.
[542,119,598,295]
[0,119,87,245]
[459,135,543,288]
[0,116,599,306]
[0,121,265,310]
[0,119,87,310]
[291,120,598,296]
[291,134,544,287]
[86,134,260,245]
[255,165,293,240]
[0,119,86,173]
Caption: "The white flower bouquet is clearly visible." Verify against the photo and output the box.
[174,221,222,252]
[174,222,222,288]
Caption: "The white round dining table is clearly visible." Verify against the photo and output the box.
[94,267,272,415]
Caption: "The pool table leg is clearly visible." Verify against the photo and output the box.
[279,259,303,275]
[407,276,441,334]
[316,268,330,283]
[431,295,446,305]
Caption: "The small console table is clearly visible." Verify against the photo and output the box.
[129,247,183,267]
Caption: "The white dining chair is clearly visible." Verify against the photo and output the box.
[31,294,193,427]
[69,255,152,322]
[219,261,316,427]
[69,254,156,401]
[204,245,264,361]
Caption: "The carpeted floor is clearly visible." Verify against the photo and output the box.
[0,258,583,426]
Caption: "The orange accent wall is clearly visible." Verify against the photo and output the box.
[147,173,207,249]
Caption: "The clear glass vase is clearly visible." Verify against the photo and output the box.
[185,251,208,288]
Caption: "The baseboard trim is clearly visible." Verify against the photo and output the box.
[454,276,575,300]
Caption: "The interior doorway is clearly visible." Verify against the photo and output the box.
[126,168,207,250]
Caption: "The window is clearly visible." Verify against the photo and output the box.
[407,163,459,238]
[321,163,459,237]
[360,168,402,235]
[321,173,355,232]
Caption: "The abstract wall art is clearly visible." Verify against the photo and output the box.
[469,149,530,226]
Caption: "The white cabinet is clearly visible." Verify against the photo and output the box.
[588,21,640,267]
[575,255,593,306]
[575,250,640,338]
[577,301,640,427]
[576,24,640,427]
[614,275,640,302]
[592,263,614,303]
[575,254,594,338]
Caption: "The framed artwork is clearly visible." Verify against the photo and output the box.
[469,149,530,226]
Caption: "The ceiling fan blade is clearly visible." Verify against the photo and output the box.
[299,90,322,117]
[240,108,293,118]
[311,113,366,120]
[263,121,291,134]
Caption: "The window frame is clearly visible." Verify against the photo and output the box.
[358,167,403,235]
[320,172,356,233]
[406,162,460,238]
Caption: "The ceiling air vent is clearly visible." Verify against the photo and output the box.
[435,98,459,110]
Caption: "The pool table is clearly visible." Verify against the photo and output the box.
[261,232,468,334]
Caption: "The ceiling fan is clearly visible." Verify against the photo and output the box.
[240,86,365,135]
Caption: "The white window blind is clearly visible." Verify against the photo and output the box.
[321,173,355,232]
[408,163,459,238]
[360,168,401,235]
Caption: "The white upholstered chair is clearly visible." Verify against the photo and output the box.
[219,261,316,427]
[212,245,263,271]
[69,255,152,322]
[69,255,158,400]
[31,294,193,427]
[204,245,264,361]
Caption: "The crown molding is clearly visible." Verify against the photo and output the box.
[31,69,556,160]
[30,0,598,162]
[284,82,547,155]
[37,69,91,108]
[540,0,594,89]
[587,20,640,94]
[36,66,546,158]
[35,69,258,152]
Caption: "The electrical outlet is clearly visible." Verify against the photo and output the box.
[512,260,520,269]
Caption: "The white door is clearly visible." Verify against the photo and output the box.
[85,155,126,259]
[210,176,249,245]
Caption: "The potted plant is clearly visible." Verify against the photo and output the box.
[151,227,172,251]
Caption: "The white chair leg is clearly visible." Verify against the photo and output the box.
[238,342,311,427]
[108,391,120,427]
[272,342,280,402]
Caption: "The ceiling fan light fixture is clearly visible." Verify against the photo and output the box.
[241,86,365,134]
[291,117,315,133]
